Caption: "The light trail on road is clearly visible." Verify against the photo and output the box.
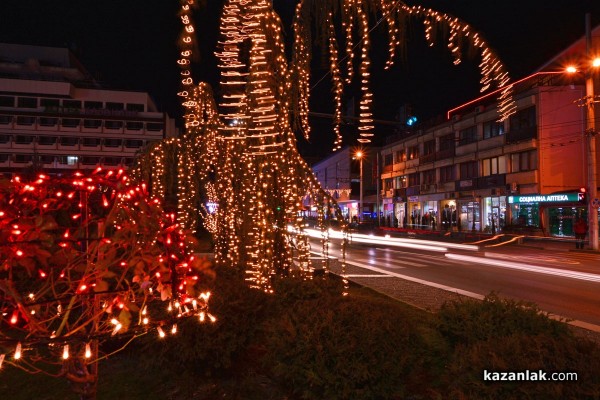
[446,253,600,283]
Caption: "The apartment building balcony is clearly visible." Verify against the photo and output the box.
[506,170,538,186]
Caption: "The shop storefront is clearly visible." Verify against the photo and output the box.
[482,196,507,234]
[394,201,406,228]
[507,192,587,237]
[458,199,481,232]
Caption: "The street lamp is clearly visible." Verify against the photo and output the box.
[355,150,364,222]
[566,13,599,250]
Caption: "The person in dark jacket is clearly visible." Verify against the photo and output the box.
[574,218,588,249]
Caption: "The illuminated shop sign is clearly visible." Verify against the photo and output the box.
[507,193,584,204]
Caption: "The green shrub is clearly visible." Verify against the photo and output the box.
[141,265,275,375]
[261,278,441,400]
[437,293,571,346]
[445,334,600,400]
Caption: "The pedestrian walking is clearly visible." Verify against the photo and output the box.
[574,218,588,249]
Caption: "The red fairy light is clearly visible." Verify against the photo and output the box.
[102,195,109,207]
[166,235,172,244]
[56,191,62,197]
[117,169,124,176]
[16,250,23,257]
[59,242,68,248]
[0,211,4,216]
[72,214,81,220]
[12,229,21,235]
[75,172,82,177]
[106,170,114,177]
[77,284,88,293]
[38,269,47,278]
[67,192,75,199]
[39,174,46,179]
[63,230,69,238]
[10,311,18,324]
[120,261,127,267]
[155,272,161,278]
[94,166,102,174]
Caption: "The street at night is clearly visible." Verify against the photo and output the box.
[309,233,600,328]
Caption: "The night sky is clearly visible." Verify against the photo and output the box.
[2,0,600,157]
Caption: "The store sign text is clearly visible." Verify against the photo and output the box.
[508,193,583,204]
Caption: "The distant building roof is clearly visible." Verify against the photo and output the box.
[0,43,97,86]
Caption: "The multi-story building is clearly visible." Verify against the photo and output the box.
[0,43,177,176]
[311,146,379,221]
[379,64,599,237]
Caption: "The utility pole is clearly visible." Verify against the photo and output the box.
[585,13,599,250]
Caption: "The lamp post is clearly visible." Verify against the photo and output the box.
[566,14,599,251]
[356,150,364,222]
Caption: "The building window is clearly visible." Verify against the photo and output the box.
[106,102,124,110]
[125,139,144,148]
[395,175,407,188]
[16,116,36,125]
[38,136,57,145]
[439,165,455,182]
[14,154,34,163]
[483,120,505,139]
[61,118,80,128]
[81,156,100,165]
[40,155,55,164]
[126,121,144,130]
[396,149,406,162]
[384,153,393,166]
[146,122,163,132]
[507,106,536,143]
[510,151,537,172]
[82,138,101,147]
[105,121,123,130]
[0,154,10,162]
[439,133,455,151]
[40,98,60,108]
[0,96,15,107]
[39,117,58,127]
[60,137,79,146]
[17,97,37,108]
[458,126,477,146]
[384,178,393,190]
[407,145,419,160]
[58,156,78,165]
[0,135,11,144]
[408,172,420,186]
[63,100,82,110]
[83,119,102,129]
[423,140,435,156]
[460,161,478,179]
[104,139,122,148]
[482,156,507,176]
[15,135,34,144]
[422,169,436,184]
[126,103,144,112]
[103,157,122,166]
[84,101,103,109]
[0,116,13,125]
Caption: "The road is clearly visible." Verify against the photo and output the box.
[304,230,600,329]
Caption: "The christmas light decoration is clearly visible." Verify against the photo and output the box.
[0,170,215,388]
[131,0,515,294]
